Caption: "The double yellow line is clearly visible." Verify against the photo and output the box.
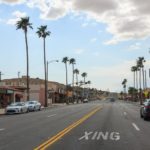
[34,106,102,150]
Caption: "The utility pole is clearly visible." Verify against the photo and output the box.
[0,71,4,82]
[145,70,147,89]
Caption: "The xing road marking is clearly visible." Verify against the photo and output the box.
[34,106,102,150]
[0,128,5,131]
[124,112,127,115]
[79,131,120,141]
[132,123,140,131]
[47,114,56,118]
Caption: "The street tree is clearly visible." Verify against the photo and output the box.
[16,17,33,101]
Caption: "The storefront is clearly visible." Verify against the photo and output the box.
[0,87,25,108]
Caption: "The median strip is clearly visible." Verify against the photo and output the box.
[34,106,102,150]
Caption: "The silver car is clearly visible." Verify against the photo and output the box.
[26,100,41,111]
[5,102,28,114]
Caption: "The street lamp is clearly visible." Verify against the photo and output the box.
[47,60,59,105]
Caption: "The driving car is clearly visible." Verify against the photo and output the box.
[25,100,41,111]
[83,98,89,103]
[5,102,28,114]
[140,100,150,120]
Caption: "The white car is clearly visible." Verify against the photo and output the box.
[5,102,28,114]
[83,98,89,103]
[26,100,41,111]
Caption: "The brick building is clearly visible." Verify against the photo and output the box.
[1,76,66,106]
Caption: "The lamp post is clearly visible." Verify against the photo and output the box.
[47,60,59,105]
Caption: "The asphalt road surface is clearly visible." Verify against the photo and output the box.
[0,99,150,150]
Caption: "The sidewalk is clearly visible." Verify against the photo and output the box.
[0,108,5,115]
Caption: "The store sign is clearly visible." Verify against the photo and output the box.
[7,90,14,94]
[0,89,6,94]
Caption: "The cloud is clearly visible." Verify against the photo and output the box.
[2,0,150,44]
[128,43,141,51]
[74,48,84,54]
[7,10,27,25]
[0,0,25,5]
[90,38,97,43]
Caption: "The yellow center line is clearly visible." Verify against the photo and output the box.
[34,106,102,150]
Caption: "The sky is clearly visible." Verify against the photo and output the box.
[0,0,150,92]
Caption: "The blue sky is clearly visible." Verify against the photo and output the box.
[0,0,150,92]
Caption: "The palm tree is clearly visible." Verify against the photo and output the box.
[69,58,76,87]
[62,57,69,86]
[16,17,33,101]
[73,69,79,85]
[62,57,69,104]
[122,79,127,99]
[36,25,50,107]
[137,57,146,104]
[131,66,136,89]
[135,66,139,91]
[81,72,87,83]
[81,72,87,98]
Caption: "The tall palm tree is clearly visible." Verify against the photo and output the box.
[122,79,127,96]
[81,72,87,83]
[62,57,69,86]
[16,17,33,101]
[73,69,79,85]
[135,66,139,91]
[131,66,136,89]
[137,57,146,104]
[81,72,87,98]
[137,57,146,90]
[69,58,76,87]
[36,25,50,107]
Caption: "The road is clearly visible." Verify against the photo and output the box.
[0,99,150,150]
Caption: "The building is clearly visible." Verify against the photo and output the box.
[1,76,66,106]
[0,86,25,108]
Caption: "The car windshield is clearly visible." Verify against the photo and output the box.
[28,102,35,104]
[10,103,23,106]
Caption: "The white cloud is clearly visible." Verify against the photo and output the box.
[90,38,97,43]
[128,43,141,51]
[2,0,150,44]
[74,48,84,54]
[7,10,27,25]
[81,22,88,27]
[0,0,25,5]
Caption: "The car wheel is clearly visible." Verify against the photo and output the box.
[20,109,23,114]
[34,107,36,111]
[38,106,41,111]
[144,115,147,120]
[26,109,29,113]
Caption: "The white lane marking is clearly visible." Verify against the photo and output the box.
[47,114,56,118]
[0,128,5,131]
[124,112,127,116]
[132,123,140,131]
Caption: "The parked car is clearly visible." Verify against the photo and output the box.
[140,101,150,120]
[83,98,89,103]
[110,98,115,102]
[5,102,28,114]
[25,100,41,111]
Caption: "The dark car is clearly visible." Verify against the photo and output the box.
[110,98,115,102]
[140,100,150,120]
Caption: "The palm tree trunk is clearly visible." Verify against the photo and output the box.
[65,63,68,104]
[139,68,142,105]
[136,71,138,90]
[24,31,30,101]
[72,64,74,87]
[43,38,47,107]
[134,72,135,89]
[142,67,145,90]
